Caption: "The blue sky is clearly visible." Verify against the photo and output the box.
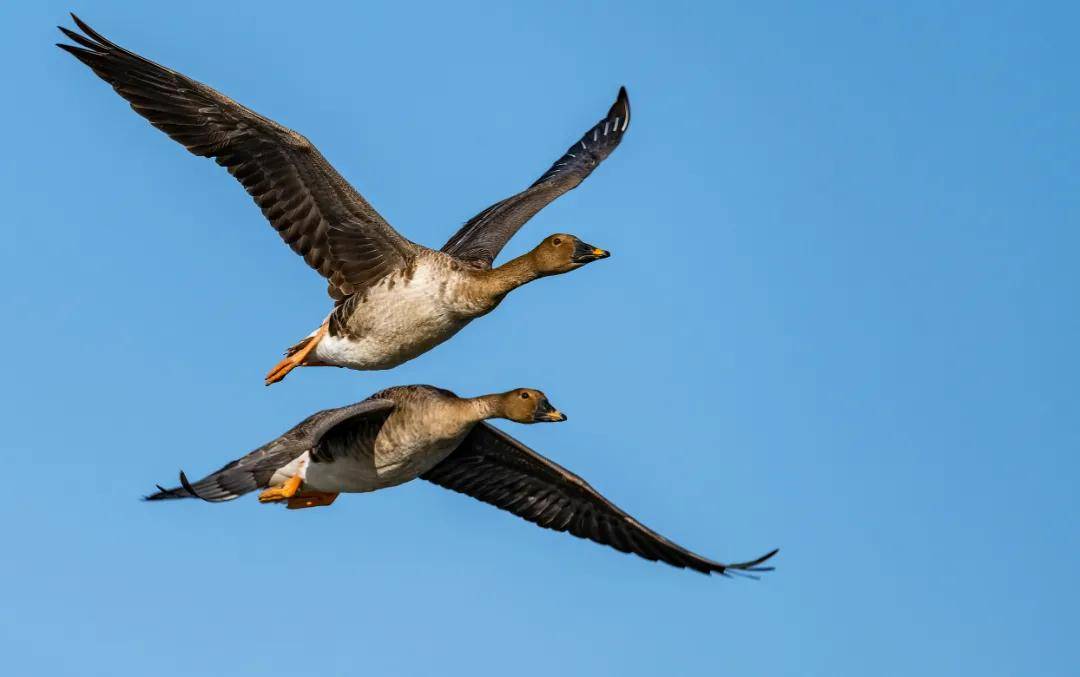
[3,1,1077,675]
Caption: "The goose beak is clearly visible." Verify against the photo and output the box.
[571,239,610,264]
[534,398,568,422]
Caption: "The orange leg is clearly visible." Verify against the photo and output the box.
[258,475,303,503]
[286,491,340,510]
[265,321,329,386]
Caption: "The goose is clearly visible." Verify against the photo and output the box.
[147,385,778,576]
[58,16,626,385]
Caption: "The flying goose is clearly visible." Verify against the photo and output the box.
[58,16,626,385]
[148,385,778,576]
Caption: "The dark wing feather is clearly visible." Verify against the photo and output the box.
[58,15,414,298]
[441,87,631,266]
[422,423,777,576]
[146,398,396,502]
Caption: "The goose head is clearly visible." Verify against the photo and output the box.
[498,388,567,423]
[529,234,610,276]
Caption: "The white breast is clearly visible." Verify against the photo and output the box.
[313,259,490,370]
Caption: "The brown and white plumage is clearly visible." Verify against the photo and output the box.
[147,386,777,577]
[154,397,398,502]
[58,16,625,382]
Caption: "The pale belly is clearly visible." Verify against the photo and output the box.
[300,435,462,494]
[312,262,489,370]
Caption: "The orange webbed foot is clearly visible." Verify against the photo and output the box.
[265,321,329,386]
[258,475,303,503]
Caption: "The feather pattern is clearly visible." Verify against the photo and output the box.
[422,423,778,576]
[146,398,395,502]
[441,87,631,266]
[57,15,415,298]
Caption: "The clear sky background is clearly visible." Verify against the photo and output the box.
[2,1,1077,675]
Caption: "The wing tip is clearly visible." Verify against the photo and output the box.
[143,470,203,502]
[59,13,119,54]
[613,86,630,125]
[723,547,779,576]
[143,482,183,502]
[70,13,95,38]
[178,469,218,503]
[56,16,102,57]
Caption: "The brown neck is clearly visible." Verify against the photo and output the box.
[480,252,543,300]
[463,394,505,422]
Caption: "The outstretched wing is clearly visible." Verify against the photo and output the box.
[441,88,631,266]
[58,15,414,298]
[422,423,777,576]
[146,398,396,502]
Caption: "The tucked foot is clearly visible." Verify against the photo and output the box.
[258,475,303,503]
[265,321,329,386]
[286,491,339,510]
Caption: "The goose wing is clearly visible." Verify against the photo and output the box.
[421,423,777,576]
[147,398,396,502]
[441,88,631,266]
[58,15,414,299]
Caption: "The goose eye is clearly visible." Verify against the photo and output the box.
[552,237,562,246]
[520,392,531,399]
